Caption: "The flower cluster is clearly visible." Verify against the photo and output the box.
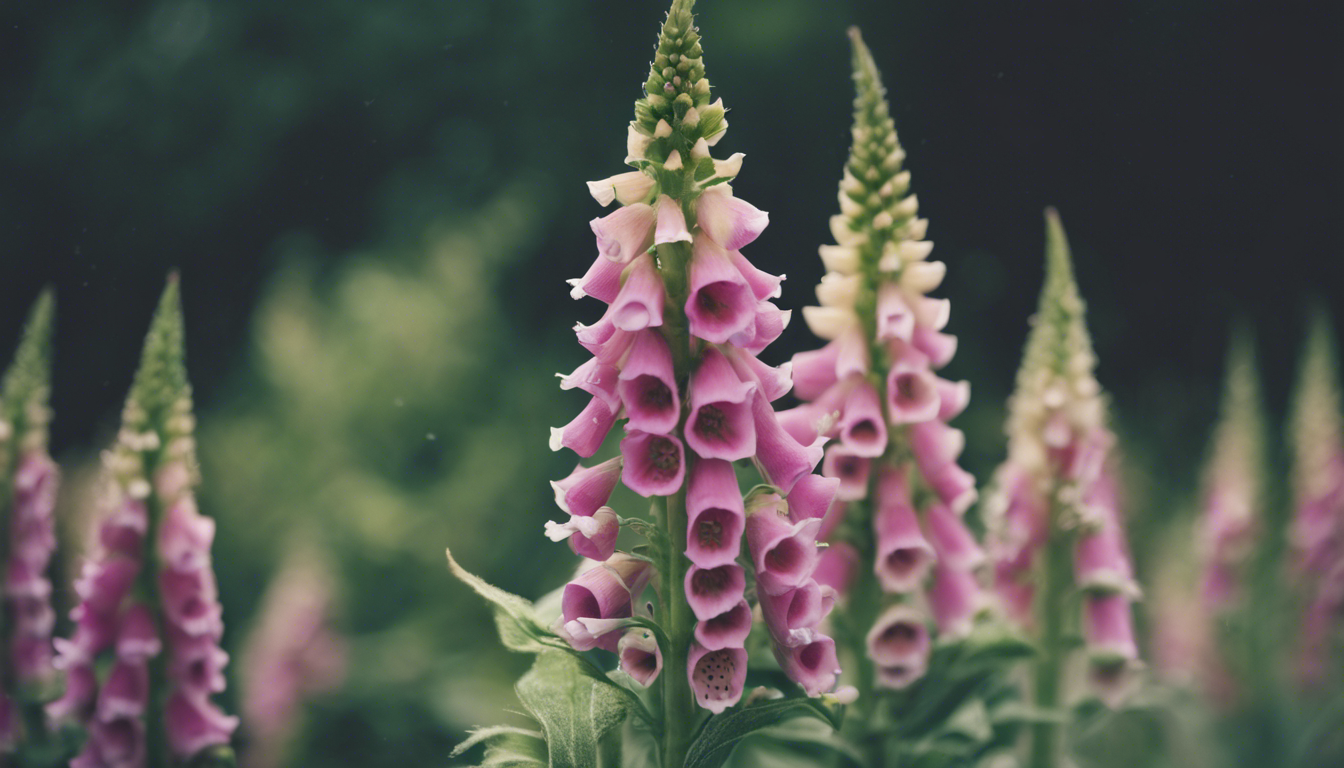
[782,28,986,690]
[0,292,60,752]
[547,0,838,714]
[1287,312,1344,689]
[985,211,1141,705]
[1197,332,1265,616]
[51,279,238,767]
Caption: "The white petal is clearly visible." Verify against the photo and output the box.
[802,306,857,341]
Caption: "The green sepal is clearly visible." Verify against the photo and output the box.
[127,274,190,433]
[693,157,716,182]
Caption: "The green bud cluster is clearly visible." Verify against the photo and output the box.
[0,289,55,457]
[1204,327,1266,509]
[1289,309,1343,504]
[836,28,923,267]
[126,275,193,441]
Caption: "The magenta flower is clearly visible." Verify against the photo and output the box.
[866,605,932,689]
[618,629,663,687]
[687,643,747,714]
[985,211,1141,719]
[53,279,239,763]
[543,2,845,730]
[774,634,841,697]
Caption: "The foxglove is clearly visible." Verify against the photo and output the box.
[985,211,1141,767]
[0,291,61,757]
[55,277,238,767]
[787,27,989,713]
[241,544,346,768]
[542,0,839,761]
[1286,310,1344,690]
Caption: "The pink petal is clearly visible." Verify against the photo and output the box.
[611,253,665,332]
[617,330,680,435]
[686,237,755,344]
[655,194,694,245]
[685,564,746,621]
[839,381,888,458]
[823,445,871,502]
[686,459,746,569]
[165,691,239,760]
[550,457,623,517]
[620,431,685,497]
[693,600,753,651]
[774,632,840,696]
[591,203,655,264]
[549,396,619,458]
[618,630,662,687]
[686,348,757,461]
[688,643,747,713]
[696,187,769,251]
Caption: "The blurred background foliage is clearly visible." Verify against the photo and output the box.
[1,0,1341,765]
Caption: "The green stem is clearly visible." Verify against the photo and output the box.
[656,239,697,768]
[662,488,695,768]
[139,446,170,768]
[1028,500,1070,768]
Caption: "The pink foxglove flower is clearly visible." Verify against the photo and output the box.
[0,291,61,755]
[787,29,991,700]
[544,0,840,734]
[56,278,239,765]
[1287,310,1344,690]
[984,211,1141,731]
[242,544,346,768]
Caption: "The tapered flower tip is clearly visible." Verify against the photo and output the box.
[587,171,656,207]
[591,204,655,264]
[697,186,769,251]
[618,330,681,434]
[687,347,757,461]
[128,275,191,431]
[560,555,652,652]
[117,604,163,662]
[747,501,822,596]
[685,564,746,621]
[611,253,666,332]
[694,599,753,650]
[929,562,987,639]
[924,503,985,571]
[2,288,55,435]
[621,430,686,497]
[840,381,888,457]
[886,365,941,424]
[549,396,619,458]
[165,691,239,759]
[814,542,860,598]
[686,459,746,569]
[776,633,840,697]
[873,504,935,593]
[551,457,623,517]
[749,394,824,494]
[558,356,621,410]
[97,658,149,721]
[824,445,872,501]
[759,580,827,647]
[688,643,748,714]
[686,237,755,344]
[618,629,663,687]
[728,346,794,403]
[786,473,841,524]
[867,604,931,689]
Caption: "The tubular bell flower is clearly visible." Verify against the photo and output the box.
[543,4,839,759]
[786,27,988,707]
[0,291,61,756]
[984,212,1141,763]
[1287,310,1344,689]
[55,277,238,766]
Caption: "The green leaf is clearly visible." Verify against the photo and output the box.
[446,547,564,654]
[684,698,840,768]
[728,717,865,766]
[451,726,546,759]
[515,652,631,768]
[693,157,715,181]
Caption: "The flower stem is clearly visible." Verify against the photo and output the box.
[1028,500,1071,768]
[656,239,697,767]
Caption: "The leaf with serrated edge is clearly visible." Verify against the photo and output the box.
[515,652,630,768]
[684,698,839,768]
[447,547,561,653]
